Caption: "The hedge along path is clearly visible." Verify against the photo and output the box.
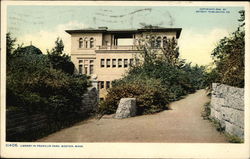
[37,89,227,143]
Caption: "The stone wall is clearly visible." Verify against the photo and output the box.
[6,111,47,141]
[210,83,244,139]
[6,87,98,141]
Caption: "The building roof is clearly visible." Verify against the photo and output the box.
[65,27,182,38]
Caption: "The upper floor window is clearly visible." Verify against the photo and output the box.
[101,59,105,67]
[156,36,161,48]
[84,38,88,48]
[151,36,156,48]
[106,59,111,68]
[79,38,83,48]
[90,37,94,48]
[163,36,167,48]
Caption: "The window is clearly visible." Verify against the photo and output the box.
[84,38,88,48]
[79,60,83,63]
[101,59,105,67]
[79,38,83,48]
[118,59,122,68]
[106,81,110,89]
[89,60,94,74]
[163,36,167,48]
[79,65,83,74]
[156,36,161,48]
[84,65,88,74]
[89,65,94,74]
[106,59,111,67]
[129,59,134,66]
[84,60,88,65]
[99,81,104,89]
[151,36,155,48]
[112,59,116,67]
[124,59,128,68]
[90,37,94,48]
[136,59,140,65]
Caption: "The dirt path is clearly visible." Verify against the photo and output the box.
[37,89,227,143]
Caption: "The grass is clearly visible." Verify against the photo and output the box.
[225,133,244,143]
[201,102,211,120]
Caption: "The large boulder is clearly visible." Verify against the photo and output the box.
[114,98,136,119]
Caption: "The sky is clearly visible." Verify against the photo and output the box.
[7,5,244,66]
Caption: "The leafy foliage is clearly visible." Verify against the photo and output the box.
[13,45,43,56]
[99,77,168,115]
[6,35,91,140]
[210,10,245,88]
[47,37,75,75]
[100,34,207,115]
[7,53,90,116]
[6,32,16,58]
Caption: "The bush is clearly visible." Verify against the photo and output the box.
[7,53,91,117]
[99,59,208,116]
[127,60,206,101]
[99,77,169,115]
[6,35,92,141]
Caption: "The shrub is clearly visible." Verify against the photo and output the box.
[99,59,208,115]
[127,61,206,101]
[99,77,169,115]
[7,53,91,115]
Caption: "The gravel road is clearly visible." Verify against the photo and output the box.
[37,89,227,143]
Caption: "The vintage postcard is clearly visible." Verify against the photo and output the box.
[1,1,249,158]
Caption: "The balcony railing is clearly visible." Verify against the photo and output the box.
[96,45,138,50]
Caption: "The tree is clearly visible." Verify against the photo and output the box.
[136,32,184,67]
[6,32,16,58]
[13,45,43,56]
[47,37,75,74]
[211,10,245,88]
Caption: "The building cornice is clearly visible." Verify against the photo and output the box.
[65,28,182,39]
[95,50,142,53]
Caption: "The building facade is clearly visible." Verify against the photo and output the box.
[66,27,182,99]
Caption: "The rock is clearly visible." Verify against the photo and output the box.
[114,98,136,119]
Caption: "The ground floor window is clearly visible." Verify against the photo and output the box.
[79,65,83,74]
[118,59,122,67]
[89,65,94,74]
[112,59,116,67]
[106,81,110,89]
[124,59,128,68]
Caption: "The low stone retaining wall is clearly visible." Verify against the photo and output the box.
[210,83,244,139]
[6,111,47,141]
[6,87,98,141]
